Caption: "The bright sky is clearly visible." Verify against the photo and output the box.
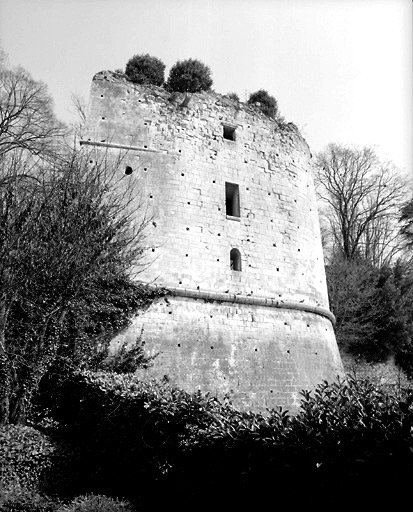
[1,0,412,174]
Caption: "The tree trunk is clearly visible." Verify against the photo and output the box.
[10,372,39,425]
[0,352,11,425]
[9,309,67,424]
[0,299,11,425]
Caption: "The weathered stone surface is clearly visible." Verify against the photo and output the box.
[83,71,343,412]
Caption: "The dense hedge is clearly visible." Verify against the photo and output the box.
[35,371,232,506]
[57,494,134,512]
[0,486,58,512]
[36,371,413,509]
[0,426,58,511]
[0,425,55,491]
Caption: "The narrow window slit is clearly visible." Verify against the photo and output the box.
[225,182,240,217]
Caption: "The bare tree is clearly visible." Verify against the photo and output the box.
[315,144,407,266]
[0,65,65,158]
[0,56,152,425]
[0,149,149,424]
[70,91,88,142]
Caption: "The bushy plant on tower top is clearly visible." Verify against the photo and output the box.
[166,58,213,93]
[125,53,165,86]
[248,89,278,119]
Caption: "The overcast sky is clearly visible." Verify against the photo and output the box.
[1,0,412,175]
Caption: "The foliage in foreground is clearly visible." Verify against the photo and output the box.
[0,425,55,491]
[0,425,58,511]
[57,494,134,512]
[33,371,413,509]
[0,148,154,425]
[0,489,134,512]
[0,486,58,512]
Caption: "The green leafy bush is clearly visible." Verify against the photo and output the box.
[225,92,240,102]
[0,487,58,512]
[0,425,55,491]
[40,372,413,508]
[38,370,234,505]
[174,377,413,508]
[100,332,157,373]
[57,494,134,512]
[125,53,165,86]
[247,89,278,119]
[166,58,213,93]
[326,257,413,376]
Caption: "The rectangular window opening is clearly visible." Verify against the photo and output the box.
[225,182,240,217]
[223,125,236,141]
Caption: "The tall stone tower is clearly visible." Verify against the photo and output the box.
[83,71,343,412]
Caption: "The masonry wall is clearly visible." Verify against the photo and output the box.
[113,295,342,413]
[84,71,343,412]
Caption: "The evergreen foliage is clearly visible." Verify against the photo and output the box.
[33,371,413,509]
[166,58,213,93]
[247,89,278,119]
[0,487,58,512]
[326,255,413,376]
[57,494,134,512]
[125,53,165,86]
[400,198,413,248]
[0,425,55,491]
[225,92,240,102]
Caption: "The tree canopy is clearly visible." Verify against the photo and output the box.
[0,149,152,424]
[0,60,153,425]
[315,144,406,266]
[166,58,213,93]
[315,143,413,375]
[125,53,165,86]
[400,199,413,250]
[0,65,64,158]
[247,89,278,119]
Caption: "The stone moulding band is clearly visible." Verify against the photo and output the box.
[80,140,167,154]
[155,285,336,325]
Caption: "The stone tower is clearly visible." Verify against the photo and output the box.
[83,71,343,412]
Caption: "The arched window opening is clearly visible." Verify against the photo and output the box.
[230,248,242,271]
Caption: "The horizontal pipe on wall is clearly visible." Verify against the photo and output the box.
[149,284,336,325]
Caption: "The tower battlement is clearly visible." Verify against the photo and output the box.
[83,71,343,412]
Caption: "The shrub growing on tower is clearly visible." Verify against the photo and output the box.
[125,53,165,86]
[248,89,278,119]
[166,58,213,93]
